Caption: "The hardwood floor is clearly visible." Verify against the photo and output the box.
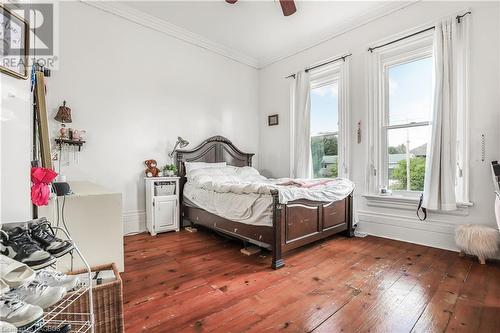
[122,229,500,333]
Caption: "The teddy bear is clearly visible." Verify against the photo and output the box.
[144,159,162,177]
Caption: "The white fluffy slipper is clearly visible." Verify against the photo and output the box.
[0,255,35,289]
[455,224,500,263]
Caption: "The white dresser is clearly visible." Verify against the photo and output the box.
[38,181,124,272]
[145,177,180,236]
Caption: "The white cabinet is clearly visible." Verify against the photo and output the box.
[38,181,124,272]
[154,197,177,230]
[145,177,180,235]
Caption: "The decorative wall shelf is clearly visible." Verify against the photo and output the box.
[55,138,86,151]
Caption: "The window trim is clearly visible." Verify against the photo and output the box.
[309,76,342,178]
[381,52,433,193]
[368,31,435,196]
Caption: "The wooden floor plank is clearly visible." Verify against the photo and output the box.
[122,229,500,333]
[311,242,433,332]
[445,261,491,332]
[410,254,472,333]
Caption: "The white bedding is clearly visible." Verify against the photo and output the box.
[184,183,274,226]
[184,166,355,227]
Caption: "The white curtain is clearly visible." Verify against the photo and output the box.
[290,71,311,178]
[423,17,467,211]
[338,57,350,178]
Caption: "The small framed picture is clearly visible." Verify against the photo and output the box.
[1,4,30,80]
[268,114,279,126]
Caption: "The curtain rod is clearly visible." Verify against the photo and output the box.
[368,11,471,53]
[285,53,352,79]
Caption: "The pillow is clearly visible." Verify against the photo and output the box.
[187,165,262,182]
[235,166,261,178]
[184,162,227,174]
[188,165,237,178]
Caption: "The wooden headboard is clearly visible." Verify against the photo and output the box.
[175,135,254,180]
[174,135,253,225]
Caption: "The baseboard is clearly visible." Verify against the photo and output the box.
[123,210,146,235]
[357,210,458,252]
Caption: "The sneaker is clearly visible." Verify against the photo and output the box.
[0,254,35,289]
[0,227,56,270]
[6,280,66,309]
[0,280,9,294]
[29,218,73,258]
[0,321,17,332]
[35,270,80,292]
[0,295,43,328]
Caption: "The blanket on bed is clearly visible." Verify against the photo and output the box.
[187,166,355,204]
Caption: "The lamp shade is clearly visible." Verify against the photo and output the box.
[178,136,189,148]
[54,101,72,123]
[168,137,190,158]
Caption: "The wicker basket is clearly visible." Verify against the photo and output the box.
[67,263,124,333]
[154,182,176,196]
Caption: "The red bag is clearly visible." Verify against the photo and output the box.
[31,167,57,206]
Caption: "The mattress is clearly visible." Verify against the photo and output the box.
[183,183,274,227]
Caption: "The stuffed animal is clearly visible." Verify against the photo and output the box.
[144,159,162,177]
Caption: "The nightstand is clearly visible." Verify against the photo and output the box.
[145,177,180,236]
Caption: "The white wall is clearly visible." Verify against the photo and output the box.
[258,1,500,251]
[46,2,260,234]
[1,0,32,223]
[0,74,32,223]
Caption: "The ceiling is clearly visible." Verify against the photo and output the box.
[120,1,413,68]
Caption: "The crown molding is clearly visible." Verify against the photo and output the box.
[79,0,260,69]
[80,0,418,70]
[259,1,419,68]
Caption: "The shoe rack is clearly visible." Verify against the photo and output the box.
[20,227,94,333]
[24,64,94,332]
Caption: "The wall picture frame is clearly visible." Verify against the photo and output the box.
[1,4,30,80]
[268,114,279,126]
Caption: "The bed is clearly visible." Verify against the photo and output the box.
[175,135,354,269]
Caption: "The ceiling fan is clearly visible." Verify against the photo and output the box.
[225,0,297,17]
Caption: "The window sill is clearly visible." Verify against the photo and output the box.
[362,194,473,216]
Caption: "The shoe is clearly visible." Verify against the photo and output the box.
[29,218,74,258]
[0,280,9,294]
[0,254,35,288]
[6,280,66,309]
[35,269,80,292]
[0,321,17,332]
[0,227,56,270]
[0,295,43,328]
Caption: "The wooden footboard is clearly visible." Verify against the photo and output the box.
[271,191,354,269]
[183,192,354,270]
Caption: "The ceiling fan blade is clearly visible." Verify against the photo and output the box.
[279,0,296,16]
[226,0,238,4]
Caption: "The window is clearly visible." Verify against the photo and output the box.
[368,28,469,202]
[310,81,339,178]
[290,57,350,180]
[368,31,435,197]
[385,57,433,192]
